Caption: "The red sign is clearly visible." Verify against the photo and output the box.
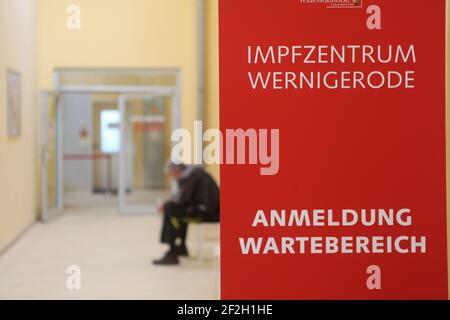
[219,0,448,299]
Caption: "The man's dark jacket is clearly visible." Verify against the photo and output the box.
[171,166,220,222]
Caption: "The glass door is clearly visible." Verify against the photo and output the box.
[118,94,172,214]
[40,91,63,221]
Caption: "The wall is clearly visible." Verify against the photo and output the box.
[205,0,220,181]
[37,0,199,130]
[0,0,38,252]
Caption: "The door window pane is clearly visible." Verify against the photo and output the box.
[100,110,120,153]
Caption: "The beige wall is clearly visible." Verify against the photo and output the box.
[37,0,199,127]
[0,0,38,252]
[205,0,220,181]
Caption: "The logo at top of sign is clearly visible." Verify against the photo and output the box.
[326,0,363,9]
[298,0,364,10]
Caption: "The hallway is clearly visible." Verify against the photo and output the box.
[0,192,218,300]
[0,0,222,300]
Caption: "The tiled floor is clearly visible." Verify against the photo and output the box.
[0,191,220,300]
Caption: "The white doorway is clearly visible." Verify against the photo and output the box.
[40,69,181,221]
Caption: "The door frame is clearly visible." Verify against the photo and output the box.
[40,90,64,222]
[40,69,181,219]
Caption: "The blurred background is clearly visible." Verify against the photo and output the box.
[0,0,220,299]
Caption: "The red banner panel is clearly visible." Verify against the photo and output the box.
[219,0,448,299]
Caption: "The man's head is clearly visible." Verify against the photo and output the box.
[166,161,187,179]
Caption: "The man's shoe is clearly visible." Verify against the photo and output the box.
[152,251,179,266]
[176,245,189,257]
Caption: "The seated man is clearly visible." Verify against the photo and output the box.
[153,162,220,266]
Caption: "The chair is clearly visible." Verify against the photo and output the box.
[177,217,219,262]
[195,221,220,263]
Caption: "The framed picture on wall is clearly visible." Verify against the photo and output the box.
[6,69,21,138]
